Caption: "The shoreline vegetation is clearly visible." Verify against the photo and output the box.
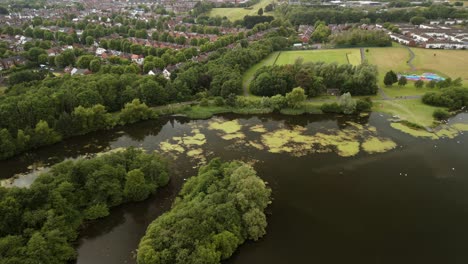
[137,159,271,264]
[0,94,465,163]
[0,148,170,264]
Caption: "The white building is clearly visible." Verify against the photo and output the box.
[163,68,171,79]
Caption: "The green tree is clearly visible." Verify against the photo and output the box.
[410,16,427,25]
[426,80,437,88]
[384,70,398,86]
[398,76,407,86]
[84,203,110,220]
[311,24,331,42]
[0,129,16,159]
[85,36,95,46]
[285,87,306,108]
[339,92,356,114]
[414,79,424,88]
[31,120,62,148]
[119,99,155,125]
[433,109,450,120]
[124,169,152,201]
[258,8,264,16]
[89,59,101,72]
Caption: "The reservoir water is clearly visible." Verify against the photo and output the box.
[1,112,467,264]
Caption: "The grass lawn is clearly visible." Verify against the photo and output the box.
[411,48,468,85]
[366,46,412,76]
[208,0,274,21]
[242,51,279,95]
[373,99,442,127]
[275,49,361,65]
[366,46,433,98]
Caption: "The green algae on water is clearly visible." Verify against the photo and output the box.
[362,137,397,154]
[250,124,267,133]
[390,123,438,139]
[208,119,242,134]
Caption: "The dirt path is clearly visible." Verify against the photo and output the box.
[405,47,416,71]
[360,48,366,63]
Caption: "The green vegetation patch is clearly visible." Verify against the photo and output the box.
[275,49,361,66]
[208,0,275,21]
[362,137,397,153]
[390,122,438,139]
[159,128,207,164]
[137,159,271,264]
[0,148,169,264]
[258,122,396,157]
[390,121,468,139]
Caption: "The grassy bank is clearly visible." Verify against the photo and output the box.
[373,99,443,127]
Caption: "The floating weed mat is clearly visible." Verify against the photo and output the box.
[159,128,207,165]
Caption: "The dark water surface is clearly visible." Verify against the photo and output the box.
[1,113,468,264]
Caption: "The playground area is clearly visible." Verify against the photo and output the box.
[399,72,445,82]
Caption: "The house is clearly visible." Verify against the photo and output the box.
[389,33,416,46]
[70,68,88,76]
[131,54,144,65]
[0,56,27,69]
[425,40,467,49]
[162,68,171,79]
[95,47,107,56]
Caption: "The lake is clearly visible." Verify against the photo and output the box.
[1,112,467,264]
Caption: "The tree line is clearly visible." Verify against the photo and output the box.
[0,73,163,160]
[330,29,392,47]
[422,87,468,110]
[0,32,291,160]
[286,5,468,25]
[137,158,271,264]
[250,61,379,97]
[0,148,169,264]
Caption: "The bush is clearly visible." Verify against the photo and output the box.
[356,97,373,112]
[422,87,468,110]
[321,102,342,113]
[433,109,450,120]
[414,80,424,88]
[199,98,210,107]
[214,97,225,106]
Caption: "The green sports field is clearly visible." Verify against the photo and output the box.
[242,49,362,95]
[275,49,362,65]
[208,0,274,21]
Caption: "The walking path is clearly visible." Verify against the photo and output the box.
[405,46,416,71]
[360,48,366,63]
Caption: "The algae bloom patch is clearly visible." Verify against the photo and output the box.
[258,122,396,157]
[158,128,207,164]
[390,122,468,140]
[208,119,246,140]
[362,137,397,154]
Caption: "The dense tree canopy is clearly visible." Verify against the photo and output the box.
[330,29,392,47]
[422,87,468,110]
[137,159,271,264]
[251,61,378,97]
[0,148,169,263]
